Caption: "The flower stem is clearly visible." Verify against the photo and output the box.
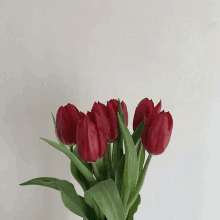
[125,153,153,218]
[137,140,142,160]
[70,145,73,152]
[91,162,100,180]
[107,143,113,178]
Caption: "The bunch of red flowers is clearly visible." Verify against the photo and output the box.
[56,98,173,162]
[20,97,173,220]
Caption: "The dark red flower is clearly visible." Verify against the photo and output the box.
[56,103,83,145]
[76,112,107,162]
[91,102,111,142]
[142,105,173,155]
[133,98,155,131]
[106,99,128,142]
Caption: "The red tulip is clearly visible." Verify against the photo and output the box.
[91,101,111,142]
[142,109,173,155]
[133,98,154,131]
[106,99,128,142]
[56,103,84,145]
[76,112,108,162]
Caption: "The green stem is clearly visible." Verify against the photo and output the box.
[91,162,100,180]
[137,140,142,159]
[70,145,74,152]
[107,143,113,178]
[125,153,153,218]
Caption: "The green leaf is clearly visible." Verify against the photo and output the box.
[95,157,104,174]
[72,145,94,173]
[126,194,141,220]
[40,138,97,186]
[19,177,61,190]
[70,160,90,192]
[117,112,139,207]
[103,151,110,179]
[70,146,91,192]
[84,179,125,220]
[112,99,125,174]
[112,132,124,174]
[114,154,125,198]
[99,167,109,182]
[20,178,96,220]
[138,146,145,178]
[85,192,105,220]
[131,120,145,146]
[56,180,96,220]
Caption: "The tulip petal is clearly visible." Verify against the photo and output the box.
[166,111,173,134]
[56,103,80,145]
[87,116,100,162]
[107,101,118,142]
[91,102,111,141]
[144,99,162,131]
[133,98,154,131]
[93,113,108,159]
[147,111,170,155]
[121,101,128,127]
[77,115,89,162]
[109,99,118,113]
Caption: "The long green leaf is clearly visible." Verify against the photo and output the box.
[138,145,145,178]
[70,161,90,192]
[117,113,138,207]
[70,146,93,192]
[131,120,145,146]
[84,192,105,220]
[56,180,96,220]
[84,179,125,220]
[19,177,61,190]
[114,154,125,198]
[20,178,96,220]
[126,194,141,220]
[39,138,97,186]
[95,157,104,174]
[111,99,125,174]
[72,145,93,173]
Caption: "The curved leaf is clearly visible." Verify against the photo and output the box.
[70,146,93,192]
[117,113,138,207]
[39,138,97,186]
[126,194,141,220]
[138,145,145,178]
[56,180,96,220]
[70,161,90,192]
[85,192,105,220]
[19,177,61,190]
[114,154,125,198]
[20,177,96,220]
[112,99,125,174]
[131,120,145,146]
[72,145,93,173]
[84,179,125,220]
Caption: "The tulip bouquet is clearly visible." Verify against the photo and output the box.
[20,98,173,220]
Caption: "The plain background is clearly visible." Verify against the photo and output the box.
[1,0,220,219]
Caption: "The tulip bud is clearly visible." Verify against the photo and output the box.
[91,102,111,142]
[106,99,129,142]
[121,101,128,127]
[76,112,108,162]
[133,98,154,131]
[144,100,162,131]
[142,110,173,155]
[56,103,82,145]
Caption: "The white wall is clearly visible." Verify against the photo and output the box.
[1,0,220,219]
